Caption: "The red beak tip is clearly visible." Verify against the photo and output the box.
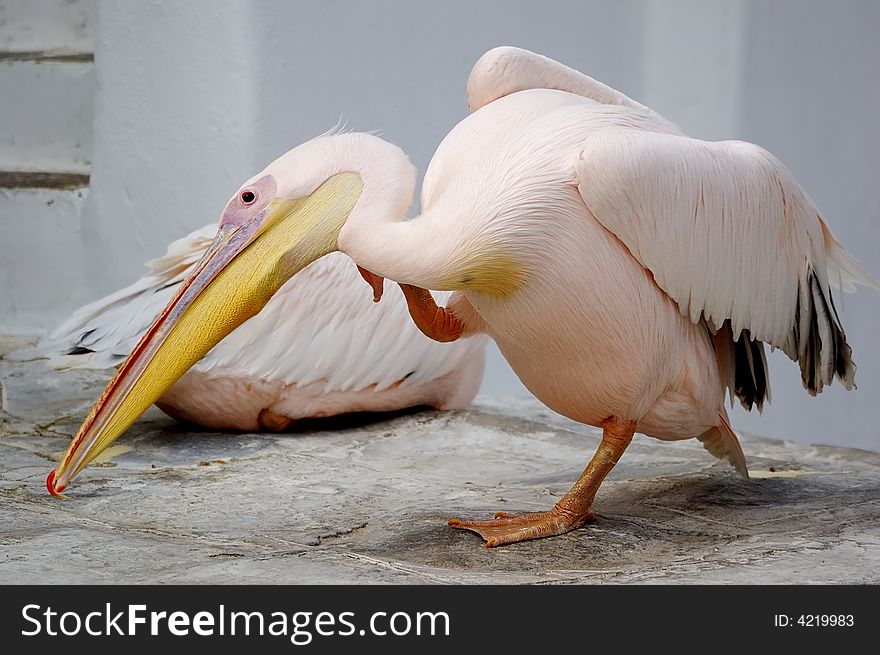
[46,469,68,499]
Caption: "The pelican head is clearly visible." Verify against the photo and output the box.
[48,132,415,497]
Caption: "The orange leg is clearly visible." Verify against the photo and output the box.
[398,284,464,343]
[355,266,464,343]
[449,416,636,547]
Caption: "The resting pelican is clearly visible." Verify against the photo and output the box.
[41,226,486,431]
[50,47,877,549]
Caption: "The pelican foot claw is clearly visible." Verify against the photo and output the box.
[448,508,596,547]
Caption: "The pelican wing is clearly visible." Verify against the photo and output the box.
[466,46,679,132]
[576,129,879,397]
[45,226,484,394]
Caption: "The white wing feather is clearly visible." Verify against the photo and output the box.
[42,224,485,395]
[576,129,879,394]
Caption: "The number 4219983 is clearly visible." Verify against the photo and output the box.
[774,615,854,627]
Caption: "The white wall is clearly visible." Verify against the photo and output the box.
[8,0,880,449]
[81,2,259,295]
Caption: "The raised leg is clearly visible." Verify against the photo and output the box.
[449,416,636,547]
[354,265,465,342]
[398,284,464,343]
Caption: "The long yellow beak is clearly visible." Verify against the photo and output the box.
[48,172,363,497]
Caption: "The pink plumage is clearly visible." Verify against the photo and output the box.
[338,47,878,546]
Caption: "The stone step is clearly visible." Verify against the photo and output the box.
[0,0,94,53]
[0,173,91,331]
[0,54,94,172]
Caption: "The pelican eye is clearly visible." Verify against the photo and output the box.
[240,190,256,205]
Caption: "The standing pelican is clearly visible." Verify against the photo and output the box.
[40,226,485,432]
[50,48,877,549]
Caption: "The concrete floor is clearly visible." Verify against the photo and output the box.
[1,337,878,584]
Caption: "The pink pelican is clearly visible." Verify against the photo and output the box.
[49,47,877,548]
